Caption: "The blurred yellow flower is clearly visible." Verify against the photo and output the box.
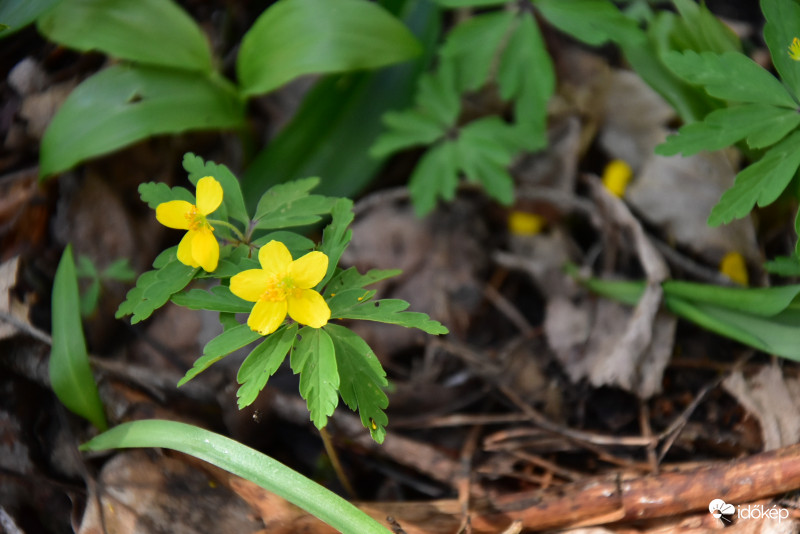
[789,37,800,61]
[508,211,545,236]
[719,252,748,286]
[602,159,633,198]
[230,240,331,335]
[156,176,223,272]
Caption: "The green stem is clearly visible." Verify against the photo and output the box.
[208,219,246,242]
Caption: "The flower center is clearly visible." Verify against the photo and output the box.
[260,274,296,302]
[185,205,213,232]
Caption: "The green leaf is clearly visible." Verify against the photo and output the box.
[765,256,800,276]
[331,297,449,335]
[50,245,108,431]
[0,0,60,37]
[137,181,194,210]
[80,420,390,534]
[326,324,388,443]
[251,231,315,253]
[253,177,320,222]
[436,0,507,6]
[456,117,519,205]
[662,50,797,108]
[240,0,439,203]
[317,199,355,288]
[79,279,101,318]
[37,0,212,72]
[101,258,136,282]
[656,104,800,156]
[182,153,250,225]
[535,0,643,46]
[40,65,245,178]
[291,327,339,429]
[178,324,262,386]
[236,324,298,409]
[708,130,800,226]
[237,0,422,96]
[171,285,252,313]
[408,141,459,216]
[762,0,800,104]
[116,258,197,324]
[669,0,741,54]
[323,267,401,298]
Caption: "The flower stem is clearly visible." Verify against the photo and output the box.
[208,219,246,242]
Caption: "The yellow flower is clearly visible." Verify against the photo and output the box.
[230,240,331,335]
[602,159,633,198]
[789,37,800,61]
[156,176,223,272]
[508,211,546,236]
[719,251,748,286]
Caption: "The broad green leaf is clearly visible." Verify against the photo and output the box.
[253,178,320,222]
[237,0,422,96]
[333,297,449,335]
[669,0,741,54]
[171,285,252,313]
[323,267,401,298]
[80,420,390,534]
[37,0,212,72]
[240,0,438,204]
[291,327,339,429]
[664,281,800,316]
[662,50,797,108]
[182,153,249,225]
[236,325,298,409]
[50,245,108,431]
[251,231,316,254]
[326,324,389,443]
[456,117,519,205]
[535,0,643,46]
[762,0,800,104]
[708,131,800,226]
[656,104,800,156]
[116,258,197,323]
[436,0,507,6]
[408,141,459,216]
[497,11,552,147]
[765,256,800,276]
[0,0,60,37]
[439,10,513,93]
[317,199,354,288]
[40,65,245,178]
[138,181,193,210]
[178,324,262,386]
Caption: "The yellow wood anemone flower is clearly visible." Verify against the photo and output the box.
[156,176,223,272]
[230,240,331,335]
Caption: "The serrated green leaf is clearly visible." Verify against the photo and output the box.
[251,231,316,253]
[178,324,262,386]
[439,10,513,93]
[116,258,197,323]
[323,267,401,298]
[171,285,252,313]
[334,298,449,335]
[81,420,390,534]
[663,50,797,108]
[152,246,177,268]
[708,131,800,226]
[656,104,800,156]
[291,327,339,429]
[370,109,447,158]
[101,258,136,282]
[237,0,421,96]
[40,65,245,178]
[253,177,320,222]
[325,324,388,443]
[0,0,61,37]
[236,324,298,409]
[436,0,507,6]
[765,255,800,276]
[762,0,800,104]
[138,182,194,210]
[317,199,354,288]
[408,140,459,216]
[456,117,519,205]
[535,0,643,46]
[50,245,108,431]
[79,279,101,318]
[75,254,98,279]
[497,11,553,146]
[37,0,212,72]
[669,0,741,54]
[182,153,249,225]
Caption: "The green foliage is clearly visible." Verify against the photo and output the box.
[183,153,250,225]
[170,286,253,313]
[76,255,135,317]
[50,245,108,430]
[291,327,339,429]
[137,182,194,210]
[0,0,60,37]
[37,0,213,72]
[116,255,197,324]
[82,420,391,533]
[177,324,262,386]
[236,325,298,409]
[765,256,800,276]
[236,0,422,96]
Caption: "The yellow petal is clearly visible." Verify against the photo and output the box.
[156,200,193,229]
[191,229,219,272]
[289,251,329,288]
[196,176,223,215]
[248,299,287,335]
[288,289,330,328]
[258,240,293,274]
[177,231,199,267]
[602,159,633,198]
[230,269,272,302]
[719,252,748,286]
[508,211,545,236]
